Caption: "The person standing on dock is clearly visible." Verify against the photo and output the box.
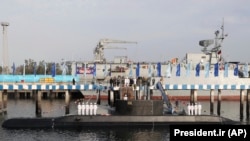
[89,103,93,115]
[110,77,114,87]
[77,102,82,115]
[86,103,89,115]
[125,77,130,86]
[81,102,85,115]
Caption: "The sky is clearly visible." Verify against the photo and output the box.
[0,0,250,66]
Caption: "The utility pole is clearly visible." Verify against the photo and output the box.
[1,22,10,74]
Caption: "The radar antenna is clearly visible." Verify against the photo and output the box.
[199,18,228,69]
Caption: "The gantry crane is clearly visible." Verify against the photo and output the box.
[93,38,137,62]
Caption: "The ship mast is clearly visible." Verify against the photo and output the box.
[199,19,227,69]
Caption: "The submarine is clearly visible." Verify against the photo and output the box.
[1,81,239,129]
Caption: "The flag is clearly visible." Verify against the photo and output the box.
[195,63,200,77]
[243,63,249,78]
[129,64,133,78]
[157,62,161,77]
[62,62,66,75]
[109,63,112,76]
[205,62,210,78]
[11,62,15,75]
[148,63,152,77]
[104,63,107,77]
[218,50,221,55]
[23,63,25,76]
[186,63,191,77]
[234,64,238,76]
[33,62,37,77]
[44,62,47,76]
[84,62,87,78]
[176,64,180,77]
[51,63,56,77]
[136,62,140,77]
[166,63,171,78]
[224,63,228,77]
[75,63,77,77]
[93,63,96,78]
[214,63,219,77]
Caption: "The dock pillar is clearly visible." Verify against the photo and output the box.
[190,89,197,104]
[240,89,245,121]
[210,89,214,115]
[14,90,19,100]
[65,90,70,115]
[217,89,221,116]
[3,90,7,114]
[0,91,2,114]
[97,89,101,105]
[49,90,54,100]
[246,89,250,120]
[35,90,42,117]
[149,86,153,100]
[135,86,139,100]
[109,90,114,107]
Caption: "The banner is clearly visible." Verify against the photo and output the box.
[186,63,191,77]
[205,63,209,78]
[148,63,152,77]
[234,64,238,76]
[195,63,200,77]
[157,62,161,77]
[33,62,37,77]
[243,63,249,77]
[51,63,56,77]
[166,63,171,78]
[224,63,228,77]
[11,62,15,75]
[176,64,180,77]
[214,63,219,77]
[136,63,140,77]
[93,63,96,78]
[129,64,133,78]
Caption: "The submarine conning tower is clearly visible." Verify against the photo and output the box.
[107,76,167,116]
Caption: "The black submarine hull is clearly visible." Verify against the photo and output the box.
[2,115,239,129]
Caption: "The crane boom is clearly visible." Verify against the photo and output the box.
[93,38,137,62]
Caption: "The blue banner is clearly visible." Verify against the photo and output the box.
[234,64,238,76]
[214,63,219,77]
[195,63,200,77]
[136,63,140,77]
[157,62,161,77]
[51,63,56,77]
[176,64,180,77]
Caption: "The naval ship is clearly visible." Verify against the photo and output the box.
[2,22,243,129]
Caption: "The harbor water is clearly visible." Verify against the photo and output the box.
[0,94,249,141]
